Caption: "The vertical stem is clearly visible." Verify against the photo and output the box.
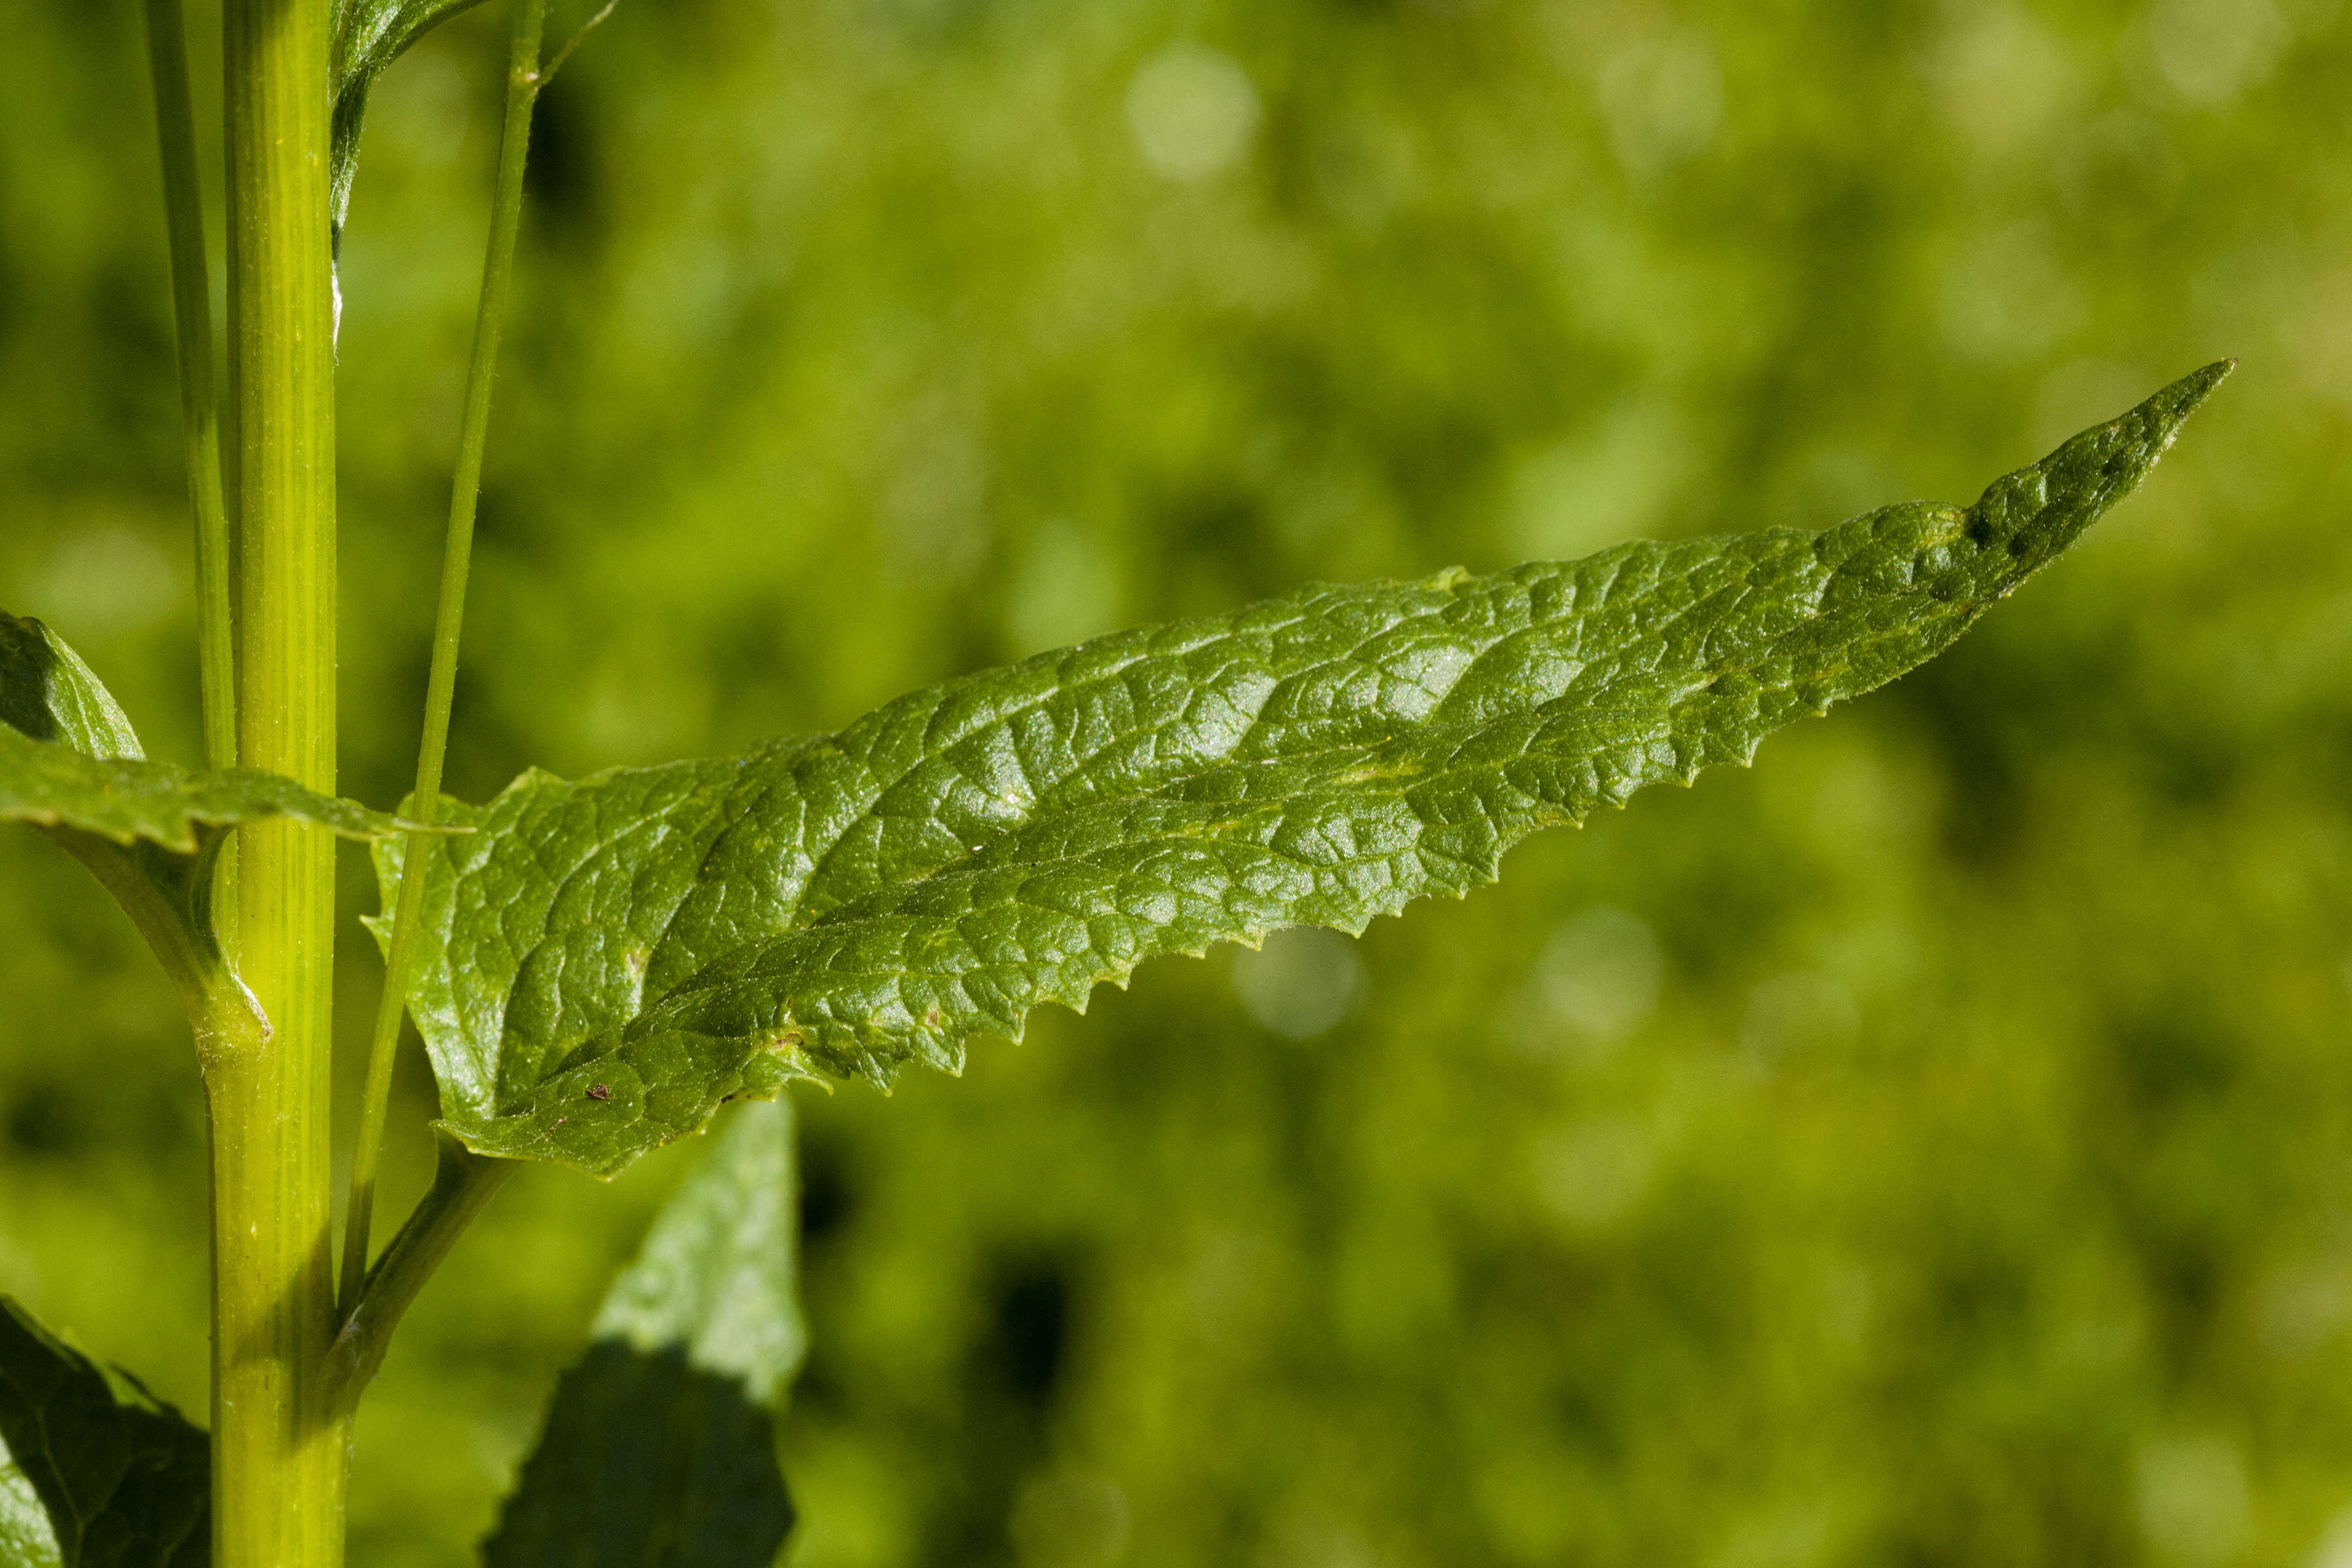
[142,0,238,771]
[338,0,546,1317]
[215,0,342,1563]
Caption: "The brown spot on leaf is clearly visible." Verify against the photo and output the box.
[587,1083,612,1102]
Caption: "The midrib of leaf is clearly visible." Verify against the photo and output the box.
[379,364,2230,1177]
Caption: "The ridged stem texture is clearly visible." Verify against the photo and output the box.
[338,0,545,1318]
[214,0,344,1563]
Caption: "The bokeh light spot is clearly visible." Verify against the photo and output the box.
[1232,928,1365,1040]
[1127,44,1262,183]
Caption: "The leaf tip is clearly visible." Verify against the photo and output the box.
[1965,360,2232,578]
[2143,359,2234,449]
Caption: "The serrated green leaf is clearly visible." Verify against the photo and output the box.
[0,612,409,855]
[0,1297,209,1568]
[0,723,408,857]
[380,365,2229,1177]
[478,1102,799,1567]
[331,0,491,247]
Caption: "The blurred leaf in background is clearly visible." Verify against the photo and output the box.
[3,0,2351,1565]
[482,1100,800,1567]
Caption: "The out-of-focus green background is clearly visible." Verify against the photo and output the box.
[5,0,2351,1562]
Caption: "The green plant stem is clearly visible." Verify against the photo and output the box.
[328,1139,516,1413]
[215,0,342,1563]
[536,0,616,87]
[142,0,237,772]
[337,0,547,1320]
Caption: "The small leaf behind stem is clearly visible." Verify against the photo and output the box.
[0,1296,210,1568]
[330,0,491,248]
[590,1100,805,1405]
[378,365,2230,1178]
[479,1100,799,1566]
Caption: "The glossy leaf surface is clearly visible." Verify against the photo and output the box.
[0,615,140,762]
[0,1297,208,1568]
[0,723,405,856]
[480,1102,798,1566]
[380,367,2229,1176]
